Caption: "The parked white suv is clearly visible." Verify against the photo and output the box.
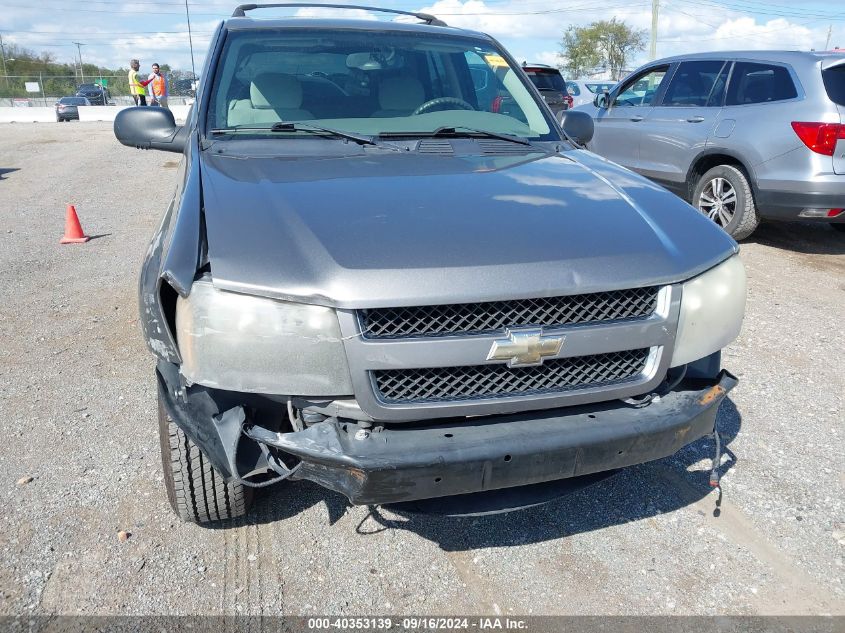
[567,79,616,108]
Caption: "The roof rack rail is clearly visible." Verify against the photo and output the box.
[231,3,448,26]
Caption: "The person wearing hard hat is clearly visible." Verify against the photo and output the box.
[147,63,169,109]
[128,59,152,106]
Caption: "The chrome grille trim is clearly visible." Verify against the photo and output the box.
[336,285,680,422]
[359,286,659,339]
[373,348,649,404]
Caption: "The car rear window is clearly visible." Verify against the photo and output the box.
[525,69,567,92]
[822,64,845,106]
[60,97,87,105]
[585,83,614,94]
[726,62,797,105]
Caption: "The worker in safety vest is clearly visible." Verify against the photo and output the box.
[128,59,152,106]
[147,63,169,109]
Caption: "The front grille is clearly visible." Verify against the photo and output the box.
[360,287,659,339]
[373,348,649,404]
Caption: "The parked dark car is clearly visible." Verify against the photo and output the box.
[114,4,744,525]
[75,83,110,106]
[55,96,91,122]
[522,63,573,119]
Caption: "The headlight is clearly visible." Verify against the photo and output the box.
[670,255,746,368]
[175,280,353,395]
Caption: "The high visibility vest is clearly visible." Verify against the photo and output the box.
[129,69,146,96]
[151,73,167,98]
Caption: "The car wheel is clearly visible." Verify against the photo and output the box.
[693,165,760,240]
[158,388,253,523]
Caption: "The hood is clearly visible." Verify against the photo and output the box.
[199,145,736,308]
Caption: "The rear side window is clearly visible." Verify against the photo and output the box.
[822,64,845,106]
[726,62,797,105]
[662,60,727,106]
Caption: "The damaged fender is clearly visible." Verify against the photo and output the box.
[138,132,205,362]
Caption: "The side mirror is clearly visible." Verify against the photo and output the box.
[593,92,609,109]
[114,106,186,153]
[560,110,594,145]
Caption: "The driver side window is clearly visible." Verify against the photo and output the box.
[613,66,669,107]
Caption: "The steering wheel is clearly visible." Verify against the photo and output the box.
[412,97,475,116]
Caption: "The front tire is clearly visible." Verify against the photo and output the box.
[158,391,253,523]
[693,165,760,240]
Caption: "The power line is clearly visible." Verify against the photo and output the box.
[672,0,845,21]
[2,30,213,36]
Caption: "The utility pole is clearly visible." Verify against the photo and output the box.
[825,24,833,50]
[184,0,197,83]
[0,33,8,87]
[73,41,85,82]
[649,0,659,61]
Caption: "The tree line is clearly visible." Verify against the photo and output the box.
[0,44,195,98]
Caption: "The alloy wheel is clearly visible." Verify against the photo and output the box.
[698,177,737,228]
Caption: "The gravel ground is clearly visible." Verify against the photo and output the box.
[0,122,842,617]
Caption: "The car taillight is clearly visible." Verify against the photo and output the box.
[563,93,574,108]
[791,121,845,156]
[829,208,844,217]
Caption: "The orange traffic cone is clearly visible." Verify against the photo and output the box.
[60,204,90,244]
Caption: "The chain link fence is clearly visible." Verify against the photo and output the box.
[0,74,196,106]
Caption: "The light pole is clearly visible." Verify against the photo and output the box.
[649,0,659,61]
[73,41,86,82]
[184,0,196,82]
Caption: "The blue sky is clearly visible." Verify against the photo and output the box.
[1,0,844,75]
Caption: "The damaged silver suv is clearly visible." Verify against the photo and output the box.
[114,4,746,523]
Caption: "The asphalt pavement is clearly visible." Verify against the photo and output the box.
[0,122,842,616]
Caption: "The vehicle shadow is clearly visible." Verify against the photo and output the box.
[0,168,20,180]
[222,398,741,550]
[747,221,845,255]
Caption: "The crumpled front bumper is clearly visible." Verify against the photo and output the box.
[246,372,737,505]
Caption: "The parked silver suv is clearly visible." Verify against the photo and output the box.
[578,51,845,239]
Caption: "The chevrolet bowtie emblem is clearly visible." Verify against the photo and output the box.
[487,327,564,367]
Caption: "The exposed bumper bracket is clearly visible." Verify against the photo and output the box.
[247,372,738,505]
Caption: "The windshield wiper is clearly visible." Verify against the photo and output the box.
[210,122,378,146]
[270,122,379,146]
[379,126,533,146]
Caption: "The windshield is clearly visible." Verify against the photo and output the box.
[206,28,555,141]
[525,70,566,92]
